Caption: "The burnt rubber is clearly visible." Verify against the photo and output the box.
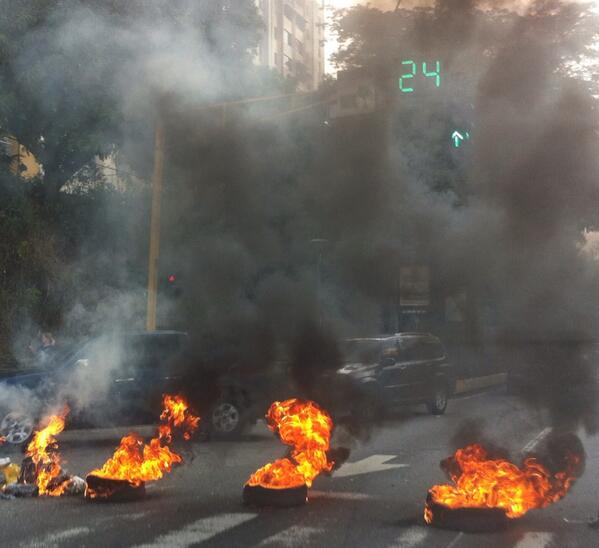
[243,484,308,507]
[84,474,146,502]
[425,494,511,533]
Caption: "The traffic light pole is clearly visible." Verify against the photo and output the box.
[144,91,328,331]
[146,115,165,331]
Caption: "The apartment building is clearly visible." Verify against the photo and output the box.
[256,0,325,91]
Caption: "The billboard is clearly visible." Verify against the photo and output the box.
[399,266,430,307]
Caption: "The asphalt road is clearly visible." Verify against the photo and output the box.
[1,389,598,548]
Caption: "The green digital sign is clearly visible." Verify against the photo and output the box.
[399,60,441,93]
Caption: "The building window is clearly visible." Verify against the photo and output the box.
[283,4,295,21]
[284,54,293,72]
[295,15,306,31]
[284,29,293,47]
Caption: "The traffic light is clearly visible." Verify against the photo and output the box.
[164,272,182,298]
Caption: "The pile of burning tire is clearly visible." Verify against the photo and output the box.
[0,393,589,538]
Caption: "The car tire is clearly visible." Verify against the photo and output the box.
[0,410,35,446]
[427,383,449,415]
[207,399,247,440]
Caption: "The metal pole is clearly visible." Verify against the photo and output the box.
[310,238,328,327]
[146,115,165,331]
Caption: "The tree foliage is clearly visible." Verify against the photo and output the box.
[0,0,264,195]
[0,0,266,362]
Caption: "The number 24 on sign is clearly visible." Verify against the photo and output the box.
[399,60,441,93]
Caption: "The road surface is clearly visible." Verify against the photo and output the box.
[1,389,597,547]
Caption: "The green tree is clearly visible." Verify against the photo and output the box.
[0,0,265,196]
[0,0,267,362]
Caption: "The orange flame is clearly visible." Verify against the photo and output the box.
[26,407,70,496]
[87,395,199,489]
[246,398,334,489]
[424,443,581,522]
[158,394,200,443]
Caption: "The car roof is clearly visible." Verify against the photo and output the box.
[345,333,439,342]
[345,337,396,342]
[126,330,187,337]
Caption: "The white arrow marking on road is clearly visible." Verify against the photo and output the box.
[333,454,409,478]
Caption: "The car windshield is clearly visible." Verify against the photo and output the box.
[342,340,384,363]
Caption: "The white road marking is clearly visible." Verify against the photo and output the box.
[388,526,428,548]
[120,512,150,521]
[514,532,554,548]
[135,512,257,548]
[521,427,552,454]
[446,531,463,548]
[309,489,376,501]
[257,526,323,546]
[21,527,91,548]
[334,455,409,478]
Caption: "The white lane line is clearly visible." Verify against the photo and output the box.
[452,391,488,401]
[309,490,376,501]
[446,531,463,548]
[257,526,323,547]
[20,527,91,548]
[334,455,409,478]
[387,526,428,548]
[514,532,554,548]
[121,512,150,521]
[521,427,552,454]
[135,513,257,548]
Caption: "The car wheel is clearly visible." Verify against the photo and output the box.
[427,384,448,415]
[208,400,246,439]
[0,411,35,446]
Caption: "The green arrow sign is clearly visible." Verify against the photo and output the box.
[452,130,470,148]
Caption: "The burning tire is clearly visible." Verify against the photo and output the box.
[243,484,307,507]
[85,474,146,502]
[208,399,246,439]
[0,411,35,445]
[427,383,448,415]
[425,495,510,533]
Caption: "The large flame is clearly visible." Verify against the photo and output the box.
[246,398,334,489]
[424,443,581,522]
[26,407,70,497]
[158,394,200,443]
[87,395,199,488]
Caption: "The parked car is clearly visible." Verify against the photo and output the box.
[0,330,279,445]
[325,332,454,418]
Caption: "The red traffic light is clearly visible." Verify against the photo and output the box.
[167,274,176,283]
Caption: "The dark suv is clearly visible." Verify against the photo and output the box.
[332,333,454,417]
